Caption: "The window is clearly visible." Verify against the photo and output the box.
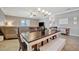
[73,17,77,24]
[20,20,30,26]
[59,18,68,25]
[20,20,26,26]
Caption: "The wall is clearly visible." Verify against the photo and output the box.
[39,10,79,36]
[0,9,6,26]
[5,15,26,26]
[39,18,49,28]
[5,15,39,27]
[54,10,79,36]
[30,20,39,27]
[39,17,56,29]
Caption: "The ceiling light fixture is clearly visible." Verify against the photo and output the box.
[48,12,51,15]
[37,8,41,11]
[42,10,45,13]
[30,8,52,17]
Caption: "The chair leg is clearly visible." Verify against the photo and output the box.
[18,47,21,51]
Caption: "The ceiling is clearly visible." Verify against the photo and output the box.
[1,7,79,18]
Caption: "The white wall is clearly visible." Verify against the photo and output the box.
[39,18,49,28]
[5,15,39,27]
[39,16,56,29]
[39,10,79,36]
[54,10,79,36]
[30,20,39,27]
[0,9,6,26]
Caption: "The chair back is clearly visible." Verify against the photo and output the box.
[17,27,28,51]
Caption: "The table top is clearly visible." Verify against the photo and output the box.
[21,30,60,43]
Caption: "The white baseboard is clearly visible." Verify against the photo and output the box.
[69,34,79,37]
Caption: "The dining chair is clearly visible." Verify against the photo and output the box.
[17,27,27,51]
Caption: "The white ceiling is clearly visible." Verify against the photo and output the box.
[1,7,79,18]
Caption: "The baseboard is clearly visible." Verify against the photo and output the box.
[69,34,79,37]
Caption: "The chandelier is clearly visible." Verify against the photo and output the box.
[30,8,52,18]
